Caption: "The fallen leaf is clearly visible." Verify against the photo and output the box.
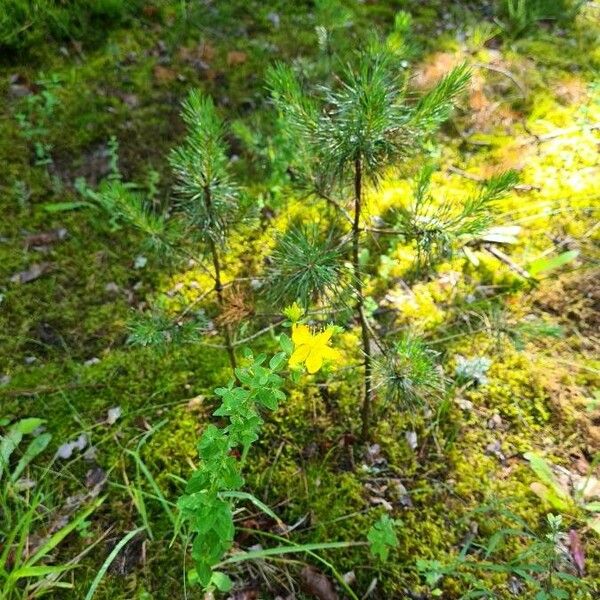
[153,65,177,84]
[8,73,34,97]
[405,431,418,450]
[187,395,205,411]
[106,406,122,425]
[568,529,585,576]
[108,532,146,575]
[227,590,259,600]
[56,433,88,459]
[86,467,107,492]
[575,475,600,500]
[142,5,160,18]
[300,565,338,600]
[369,496,394,511]
[227,51,247,66]
[23,228,67,249]
[10,262,53,284]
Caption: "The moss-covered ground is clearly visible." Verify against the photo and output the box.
[1,1,599,598]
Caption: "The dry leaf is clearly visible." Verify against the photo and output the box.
[10,262,52,284]
[106,406,122,425]
[568,529,585,576]
[300,565,338,600]
[153,65,177,84]
[24,228,67,249]
[227,51,247,66]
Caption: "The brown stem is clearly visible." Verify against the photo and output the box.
[352,157,373,442]
[204,185,237,372]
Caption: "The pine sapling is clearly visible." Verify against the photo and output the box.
[268,47,471,440]
[169,91,241,370]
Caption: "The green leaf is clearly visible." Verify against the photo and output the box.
[0,429,22,481]
[529,250,579,277]
[218,541,357,565]
[269,352,287,371]
[529,482,572,512]
[220,491,284,526]
[279,333,294,354]
[587,516,600,535]
[0,418,43,481]
[210,571,232,592]
[583,501,600,512]
[14,418,45,434]
[43,201,91,213]
[367,514,398,561]
[256,388,278,411]
[524,453,573,507]
[9,563,74,581]
[11,432,52,481]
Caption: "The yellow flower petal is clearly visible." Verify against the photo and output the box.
[305,350,324,374]
[289,344,310,367]
[314,327,334,346]
[292,324,312,346]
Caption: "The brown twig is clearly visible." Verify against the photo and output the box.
[352,157,374,443]
[473,62,527,98]
[483,244,530,279]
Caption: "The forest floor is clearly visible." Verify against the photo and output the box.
[1,1,599,599]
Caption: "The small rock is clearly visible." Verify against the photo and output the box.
[121,93,140,108]
[389,479,413,508]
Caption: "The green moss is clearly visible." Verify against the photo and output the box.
[1,1,599,598]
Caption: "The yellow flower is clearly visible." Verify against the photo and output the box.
[289,324,340,374]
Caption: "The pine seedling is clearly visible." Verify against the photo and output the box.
[268,46,470,440]
[372,335,444,411]
[92,90,248,371]
[169,90,243,370]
